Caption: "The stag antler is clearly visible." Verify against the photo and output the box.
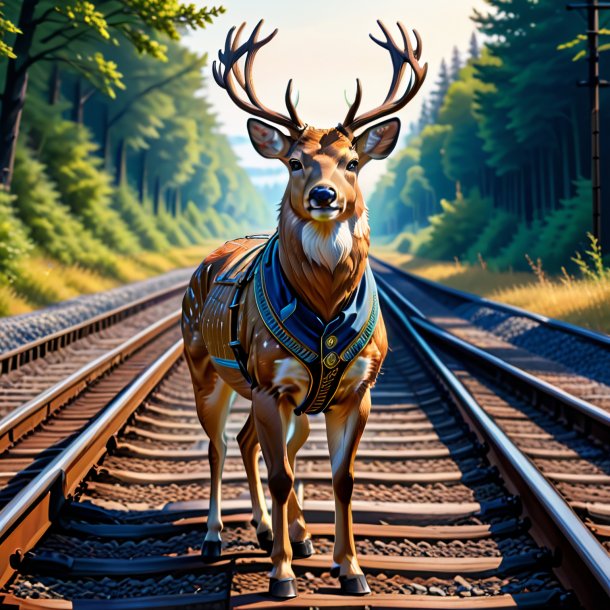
[342,21,428,134]
[212,20,305,137]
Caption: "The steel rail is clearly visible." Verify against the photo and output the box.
[0,310,181,454]
[378,284,610,609]
[375,274,610,444]
[0,280,187,374]
[371,254,610,346]
[0,339,184,588]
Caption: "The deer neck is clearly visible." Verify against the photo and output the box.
[277,203,370,322]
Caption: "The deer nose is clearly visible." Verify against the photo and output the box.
[309,185,337,208]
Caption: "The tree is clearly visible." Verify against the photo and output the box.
[418,99,434,132]
[429,58,451,122]
[0,1,224,189]
[439,64,491,193]
[450,46,462,80]
[469,32,480,59]
[401,165,435,228]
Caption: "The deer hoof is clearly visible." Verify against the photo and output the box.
[201,540,222,563]
[291,538,314,559]
[269,577,298,598]
[340,574,371,596]
[256,529,274,554]
[330,564,340,578]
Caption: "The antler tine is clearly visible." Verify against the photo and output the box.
[285,79,303,126]
[342,79,363,127]
[213,20,305,136]
[229,22,247,90]
[342,21,428,134]
[412,28,424,60]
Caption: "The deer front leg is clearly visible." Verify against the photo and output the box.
[286,412,313,557]
[184,350,235,561]
[324,388,371,596]
[252,387,298,599]
[236,413,273,551]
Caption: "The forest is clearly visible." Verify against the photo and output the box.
[369,0,610,272]
[0,1,270,311]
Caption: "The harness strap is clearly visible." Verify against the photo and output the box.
[254,234,379,416]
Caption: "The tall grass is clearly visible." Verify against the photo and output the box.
[374,233,610,334]
[0,243,220,317]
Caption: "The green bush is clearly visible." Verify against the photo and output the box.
[389,232,412,254]
[12,145,119,276]
[418,189,491,260]
[491,220,543,271]
[176,214,204,244]
[37,120,137,255]
[201,206,235,237]
[113,187,170,251]
[156,212,191,247]
[530,179,590,270]
[464,210,519,265]
[0,191,31,282]
[183,202,212,239]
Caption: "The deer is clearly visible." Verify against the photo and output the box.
[181,19,427,599]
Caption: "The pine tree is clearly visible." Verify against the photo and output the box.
[469,32,480,59]
[429,59,451,122]
[450,46,462,80]
[418,99,431,132]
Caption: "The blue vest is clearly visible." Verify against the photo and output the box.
[253,233,379,415]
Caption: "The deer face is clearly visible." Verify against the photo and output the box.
[212,19,427,228]
[246,118,401,224]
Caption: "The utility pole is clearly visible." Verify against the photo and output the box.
[567,0,610,253]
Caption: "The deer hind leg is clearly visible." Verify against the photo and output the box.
[252,387,298,599]
[286,412,313,557]
[236,413,273,552]
[324,388,372,596]
[184,347,235,560]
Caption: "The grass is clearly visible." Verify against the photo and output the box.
[0,241,220,317]
[373,245,610,335]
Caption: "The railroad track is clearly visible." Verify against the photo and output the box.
[0,262,608,608]
[0,281,186,516]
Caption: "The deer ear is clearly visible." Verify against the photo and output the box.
[355,118,401,165]
[247,118,291,159]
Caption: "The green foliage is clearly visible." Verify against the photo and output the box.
[531,179,590,270]
[369,0,598,276]
[0,191,31,282]
[0,2,20,59]
[392,233,411,254]
[155,211,191,247]
[464,210,518,264]
[559,29,610,62]
[112,187,169,251]
[24,102,137,255]
[183,202,212,239]
[201,207,232,237]
[16,1,225,97]
[401,165,434,228]
[418,190,491,260]
[492,221,543,271]
[11,144,119,276]
[572,233,609,281]
[419,124,454,202]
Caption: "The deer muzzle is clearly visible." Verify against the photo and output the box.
[307,185,342,221]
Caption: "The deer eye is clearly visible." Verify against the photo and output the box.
[346,159,359,171]
[289,159,303,172]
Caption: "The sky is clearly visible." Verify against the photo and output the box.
[183,0,488,197]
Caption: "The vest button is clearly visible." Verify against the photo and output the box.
[324,352,338,368]
[325,335,338,348]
